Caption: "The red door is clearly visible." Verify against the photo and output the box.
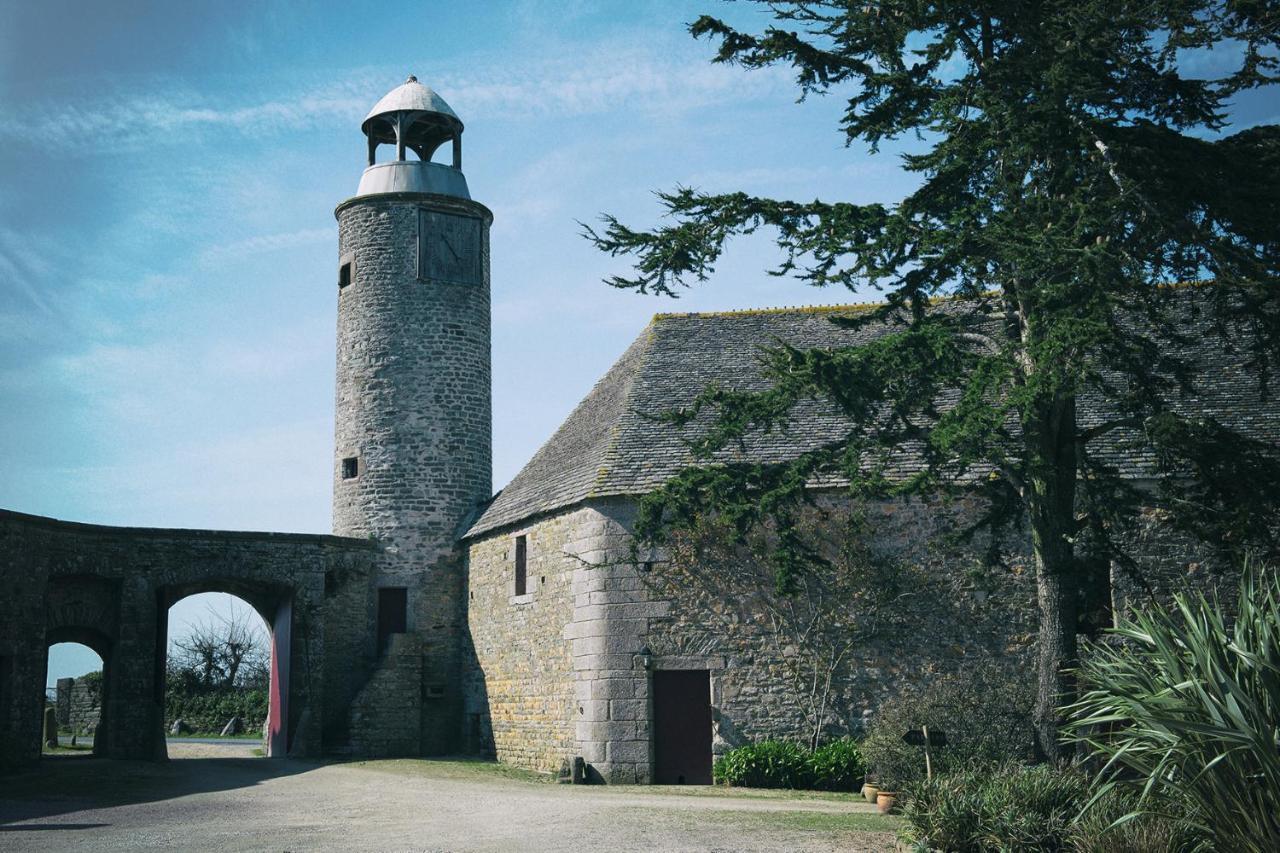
[652,669,712,784]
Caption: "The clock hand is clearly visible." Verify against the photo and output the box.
[441,234,460,263]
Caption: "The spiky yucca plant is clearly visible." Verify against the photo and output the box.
[1065,564,1280,851]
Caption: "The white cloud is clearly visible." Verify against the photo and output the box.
[0,47,792,154]
[197,227,331,266]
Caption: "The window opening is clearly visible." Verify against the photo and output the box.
[514,535,528,596]
[338,260,353,289]
[341,457,359,479]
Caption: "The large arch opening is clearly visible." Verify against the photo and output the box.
[44,639,107,758]
[160,584,291,759]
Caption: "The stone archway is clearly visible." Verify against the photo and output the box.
[0,509,380,770]
[160,580,293,757]
[44,628,111,757]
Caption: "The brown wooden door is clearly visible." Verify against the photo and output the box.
[652,669,712,784]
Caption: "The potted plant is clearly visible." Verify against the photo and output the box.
[861,775,880,803]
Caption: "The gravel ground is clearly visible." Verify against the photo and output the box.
[0,747,899,852]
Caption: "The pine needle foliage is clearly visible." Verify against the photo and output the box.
[1064,563,1280,851]
[585,1,1280,760]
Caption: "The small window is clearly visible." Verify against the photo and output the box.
[514,535,528,596]
[338,259,353,289]
[377,587,407,653]
[341,456,359,479]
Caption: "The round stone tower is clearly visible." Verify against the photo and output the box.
[333,77,492,753]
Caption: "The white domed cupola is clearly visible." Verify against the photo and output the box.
[355,76,470,199]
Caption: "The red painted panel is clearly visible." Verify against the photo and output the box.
[267,598,291,757]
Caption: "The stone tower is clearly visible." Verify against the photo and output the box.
[333,77,492,753]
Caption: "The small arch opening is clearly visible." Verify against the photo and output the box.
[44,641,106,758]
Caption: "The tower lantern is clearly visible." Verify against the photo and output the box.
[356,75,470,199]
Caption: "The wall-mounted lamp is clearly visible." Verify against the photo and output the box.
[639,646,653,669]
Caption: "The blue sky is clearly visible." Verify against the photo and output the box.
[5,1,1272,686]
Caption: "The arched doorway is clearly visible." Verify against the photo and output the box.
[44,639,107,756]
[160,581,293,758]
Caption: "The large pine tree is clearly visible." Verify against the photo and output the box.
[587,1,1280,760]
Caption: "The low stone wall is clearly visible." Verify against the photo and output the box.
[55,677,101,734]
[345,633,424,757]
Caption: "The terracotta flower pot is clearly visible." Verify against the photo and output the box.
[876,792,898,814]
[862,783,880,803]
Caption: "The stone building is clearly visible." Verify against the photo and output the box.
[0,78,1274,780]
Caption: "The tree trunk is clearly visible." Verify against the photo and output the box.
[1024,395,1080,763]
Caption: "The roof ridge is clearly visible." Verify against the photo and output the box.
[650,280,1219,322]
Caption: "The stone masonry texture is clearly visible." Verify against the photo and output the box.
[334,191,493,755]
[464,493,1242,784]
[0,509,378,769]
[55,677,100,735]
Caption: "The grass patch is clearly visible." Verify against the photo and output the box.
[623,783,867,804]
[680,807,900,835]
[345,756,553,785]
[251,748,266,757]
[42,743,95,754]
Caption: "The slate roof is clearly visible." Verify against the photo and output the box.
[466,287,1276,538]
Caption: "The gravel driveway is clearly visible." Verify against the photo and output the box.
[0,748,898,852]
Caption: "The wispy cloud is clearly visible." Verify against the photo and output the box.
[197,227,331,266]
[0,47,791,154]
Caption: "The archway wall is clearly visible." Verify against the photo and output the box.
[0,508,380,770]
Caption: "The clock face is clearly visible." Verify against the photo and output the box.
[418,210,481,285]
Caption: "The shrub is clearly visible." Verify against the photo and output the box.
[862,661,1035,789]
[901,764,1087,852]
[1065,563,1280,852]
[809,737,866,791]
[713,737,867,791]
[166,671,267,734]
[713,740,812,789]
[1069,787,1209,853]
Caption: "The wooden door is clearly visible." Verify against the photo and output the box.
[652,669,712,784]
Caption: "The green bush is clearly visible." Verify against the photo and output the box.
[901,764,1209,853]
[1065,563,1280,852]
[166,671,267,734]
[862,661,1035,789]
[713,737,866,791]
[809,737,866,791]
[714,740,812,789]
[902,764,1086,852]
[1069,787,1209,853]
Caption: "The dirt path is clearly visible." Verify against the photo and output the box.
[0,756,899,852]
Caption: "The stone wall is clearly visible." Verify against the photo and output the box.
[463,508,579,774]
[55,676,101,734]
[464,492,1240,784]
[333,193,494,754]
[345,633,424,757]
[0,509,380,770]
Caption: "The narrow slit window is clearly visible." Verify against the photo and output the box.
[338,259,353,289]
[341,456,359,479]
[514,535,527,596]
